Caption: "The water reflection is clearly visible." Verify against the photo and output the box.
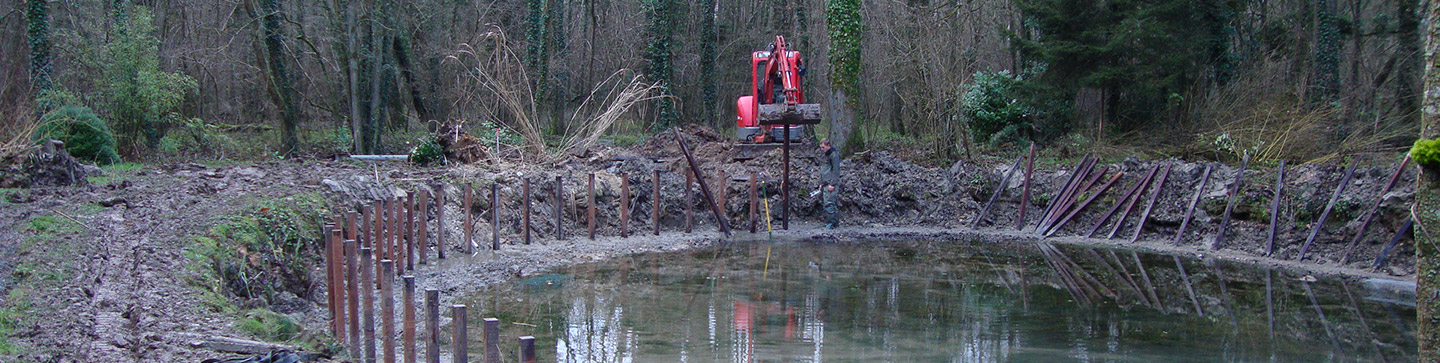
[467,240,1416,362]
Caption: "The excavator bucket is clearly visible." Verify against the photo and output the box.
[757,103,822,125]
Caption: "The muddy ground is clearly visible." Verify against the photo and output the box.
[0,127,1418,361]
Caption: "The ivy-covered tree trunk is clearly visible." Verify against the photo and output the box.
[1418,2,1440,361]
[526,0,551,130]
[698,0,717,128]
[644,0,678,129]
[26,0,53,115]
[1312,0,1341,103]
[825,0,862,154]
[260,0,300,155]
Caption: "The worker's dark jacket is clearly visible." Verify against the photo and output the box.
[820,148,841,186]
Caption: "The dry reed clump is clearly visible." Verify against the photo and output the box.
[1185,57,1415,164]
[450,26,665,164]
[0,105,38,158]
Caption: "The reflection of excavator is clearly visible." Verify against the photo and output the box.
[734,35,822,159]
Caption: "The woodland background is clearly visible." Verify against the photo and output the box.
[0,0,1423,165]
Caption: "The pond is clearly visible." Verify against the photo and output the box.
[462,239,1416,362]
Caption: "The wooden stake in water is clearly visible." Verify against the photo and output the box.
[403,276,416,363]
[452,305,468,363]
[555,176,565,240]
[345,240,360,357]
[653,170,661,236]
[418,190,430,265]
[425,290,439,363]
[749,171,758,234]
[491,183,499,250]
[588,173,596,240]
[685,170,693,233]
[436,186,447,259]
[1342,156,1410,264]
[620,176,630,237]
[1018,142,1036,230]
[483,318,500,363]
[360,247,376,362]
[1131,163,1172,242]
[974,156,1024,228]
[380,260,395,363]
[518,336,536,363]
[523,178,532,244]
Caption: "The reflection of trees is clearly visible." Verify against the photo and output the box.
[463,240,1415,362]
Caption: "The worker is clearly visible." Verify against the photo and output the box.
[818,138,841,228]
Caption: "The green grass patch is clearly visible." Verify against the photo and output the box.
[237,308,300,342]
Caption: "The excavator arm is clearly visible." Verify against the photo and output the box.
[756,36,821,126]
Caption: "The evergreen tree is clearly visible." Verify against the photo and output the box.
[1011,0,1239,130]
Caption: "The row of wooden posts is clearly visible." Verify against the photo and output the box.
[321,210,539,362]
[972,144,1412,269]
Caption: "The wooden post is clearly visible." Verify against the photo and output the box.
[491,183,499,250]
[345,240,360,357]
[452,305,468,363]
[1131,163,1172,242]
[1088,165,1156,238]
[405,194,415,271]
[673,129,731,235]
[1038,156,1091,232]
[347,211,358,244]
[620,176,630,237]
[749,171,758,233]
[554,176,564,240]
[360,247,376,363]
[1214,153,1251,250]
[1266,161,1287,257]
[425,289,440,363]
[1108,164,1160,239]
[974,156,1024,228]
[1018,142,1035,230]
[392,201,403,273]
[381,260,395,363]
[653,170,661,236]
[403,276,416,363]
[1299,165,1357,260]
[464,183,474,254]
[329,228,345,341]
[1044,171,1124,237]
[588,173,596,240]
[363,206,373,249]
[1174,164,1213,246]
[523,178,532,244]
[436,186,446,259]
[418,190,431,264]
[483,318,499,363]
[685,170,693,233]
[518,336,536,363]
[324,224,337,335]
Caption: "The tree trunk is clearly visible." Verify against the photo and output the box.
[347,0,364,153]
[26,0,53,116]
[1417,2,1440,361]
[367,7,386,154]
[260,0,300,155]
[1399,0,1422,124]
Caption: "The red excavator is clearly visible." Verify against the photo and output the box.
[734,35,822,159]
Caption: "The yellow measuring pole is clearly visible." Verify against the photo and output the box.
[761,181,773,238]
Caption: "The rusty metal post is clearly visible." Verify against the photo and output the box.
[1131,163,1172,242]
[555,176,564,240]
[360,247,376,363]
[464,183,474,254]
[1018,142,1035,230]
[523,178,532,244]
[381,260,396,363]
[518,336,535,363]
[620,176,630,237]
[325,224,337,335]
[436,186,446,259]
[975,156,1024,228]
[1343,156,1410,263]
[1214,153,1251,250]
[685,170,693,233]
[1266,161,1287,257]
[588,173,596,240]
[452,305,468,363]
[1299,165,1356,260]
[347,211,358,243]
[425,289,439,363]
[403,276,416,363]
[483,318,499,363]
[1107,164,1159,239]
[346,240,360,357]
[392,201,403,272]
[1174,164,1213,246]
[419,190,431,264]
[782,125,790,230]
[491,183,499,250]
[717,170,727,226]
[653,170,661,236]
[749,171,758,233]
[673,129,731,235]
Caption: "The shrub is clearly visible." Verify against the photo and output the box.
[101,6,197,155]
[409,137,444,166]
[33,105,120,165]
[960,70,1068,145]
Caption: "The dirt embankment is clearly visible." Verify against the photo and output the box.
[0,126,1416,361]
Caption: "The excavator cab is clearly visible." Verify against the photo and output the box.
[736,36,820,146]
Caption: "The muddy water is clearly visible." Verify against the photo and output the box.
[462,239,1415,362]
